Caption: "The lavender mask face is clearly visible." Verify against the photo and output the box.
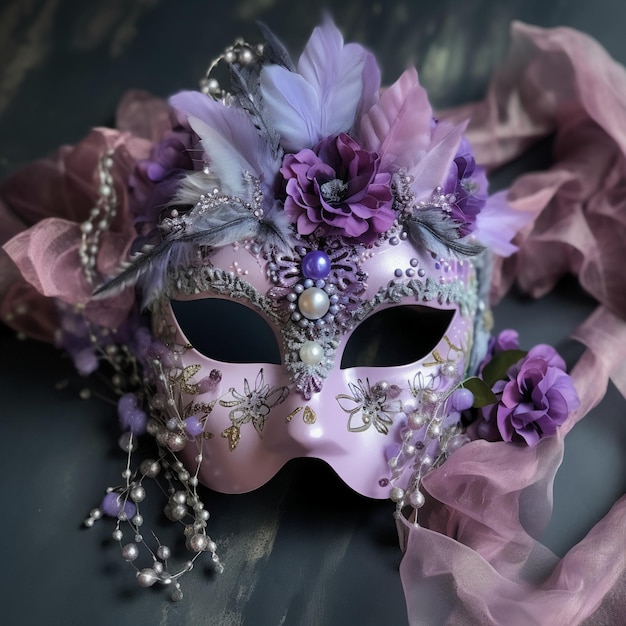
[154,234,478,498]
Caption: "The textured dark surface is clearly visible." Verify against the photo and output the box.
[1,1,626,625]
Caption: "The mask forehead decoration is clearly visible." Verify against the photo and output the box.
[5,18,574,603]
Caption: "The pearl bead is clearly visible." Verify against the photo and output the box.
[170,504,187,521]
[299,341,324,365]
[140,460,160,478]
[409,490,425,508]
[167,433,187,452]
[118,432,136,452]
[122,543,139,561]
[408,412,426,430]
[301,251,331,280]
[172,491,187,505]
[189,533,209,552]
[112,529,123,541]
[389,487,405,502]
[157,545,171,560]
[429,423,442,438]
[130,486,146,502]
[447,433,471,453]
[422,390,439,405]
[298,287,330,320]
[137,568,158,587]
[441,362,457,378]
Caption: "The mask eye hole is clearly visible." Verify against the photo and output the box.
[340,305,455,369]
[171,299,282,365]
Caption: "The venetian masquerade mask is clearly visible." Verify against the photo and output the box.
[94,19,503,505]
[5,17,605,621]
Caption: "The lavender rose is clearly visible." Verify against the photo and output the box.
[280,133,394,243]
[482,344,580,446]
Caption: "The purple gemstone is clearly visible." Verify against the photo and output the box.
[184,416,204,437]
[301,251,331,280]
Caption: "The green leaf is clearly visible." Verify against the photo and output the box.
[482,349,527,387]
[462,377,498,408]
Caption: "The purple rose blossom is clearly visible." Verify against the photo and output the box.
[482,344,580,446]
[443,136,488,236]
[281,133,394,243]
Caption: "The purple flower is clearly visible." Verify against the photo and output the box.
[483,345,579,446]
[130,127,196,252]
[478,329,520,375]
[443,137,488,235]
[281,133,394,243]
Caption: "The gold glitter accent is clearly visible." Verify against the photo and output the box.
[168,364,206,394]
[302,406,316,424]
[221,425,241,451]
[423,349,445,368]
[202,432,215,440]
[285,407,302,422]
[444,335,463,352]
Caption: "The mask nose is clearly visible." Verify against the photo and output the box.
[264,391,349,457]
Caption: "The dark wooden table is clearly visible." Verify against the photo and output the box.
[1,1,625,624]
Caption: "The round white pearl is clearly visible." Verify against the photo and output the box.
[130,486,146,502]
[409,490,425,508]
[299,341,324,365]
[137,568,158,587]
[189,533,209,552]
[408,412,426,430]
[389,487,405,502]
[298,287,330,320]
[157,545,171,560]
[122,543,139,561]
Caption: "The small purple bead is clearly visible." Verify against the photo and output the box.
[184,416,204,437]
[450,388,474,412]
[102,492,137,519]
[301,250,331,280]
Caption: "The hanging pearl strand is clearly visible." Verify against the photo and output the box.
[82,333,222,601]
[199,38,265,100]
[79,149,117,284]
[387,386,470,520]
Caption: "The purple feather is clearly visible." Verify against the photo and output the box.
[358,68,432,173]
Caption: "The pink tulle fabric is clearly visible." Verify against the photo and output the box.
[0,93,168,339]
[1,25,625,625]
[399,22,626,625]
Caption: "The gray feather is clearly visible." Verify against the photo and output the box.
[230,64,281,158]
[407,208,485,257]
[257,21,296,71]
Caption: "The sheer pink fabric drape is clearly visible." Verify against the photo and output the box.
[399,23,626,625]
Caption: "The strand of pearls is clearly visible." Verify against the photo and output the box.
[79,149,117,284]
[199,38,265,99]
[82,325,222,601]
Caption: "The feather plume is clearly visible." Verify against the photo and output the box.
[172,170,220,206]
[406,208,485,258]
[358,68,432,171]
[257,21,296,70]
[94,200,295,307]
[230,63,281,158]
